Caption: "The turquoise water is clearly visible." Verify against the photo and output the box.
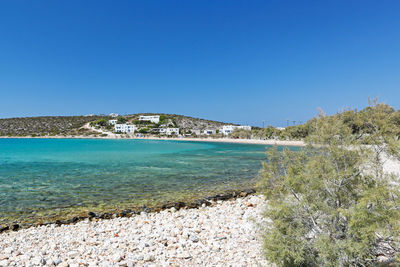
[0,138,281,225]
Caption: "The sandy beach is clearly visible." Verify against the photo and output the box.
[0,135,305,147]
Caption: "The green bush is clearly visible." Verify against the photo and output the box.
[117,117,128,124]
[258,102,400,266]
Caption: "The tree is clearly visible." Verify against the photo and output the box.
[258,102,400,266]
[230,129,252,139]
[117,117,128,124]
[90,119,107,127]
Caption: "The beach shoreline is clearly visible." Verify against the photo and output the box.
[0,135,306,147]
[0,194,269,266]
[0,189,257,234]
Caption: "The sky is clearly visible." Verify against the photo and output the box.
[0,1,399,127]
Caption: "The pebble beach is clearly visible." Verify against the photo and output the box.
[0,195,269,267]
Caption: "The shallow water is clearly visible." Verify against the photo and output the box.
[0,138,293,225]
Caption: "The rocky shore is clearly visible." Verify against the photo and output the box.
[0,195,269,267]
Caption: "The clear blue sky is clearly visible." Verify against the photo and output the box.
[0,1,399,126]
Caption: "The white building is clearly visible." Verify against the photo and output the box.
[220,125,252,135]
[166,128,179,135]
[151,128,166,134]
[109,119,117,125]
[190,129,201,136]
[115,124,136,133]
[109,113,119,117]
[203,129,216,135]
[139,115,160,123]
[152,128,179,135]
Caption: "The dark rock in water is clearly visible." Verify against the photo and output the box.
[239,189,256,197]
[143,208,151,213]
[140,206,151,213]
[88,212,96,218]
[175,202,186,209]
[99,213,112,219]
[163,201,186,210]
[161,203,172,209]
[55,220,62,226]
[219,193,233,200]
[72,217,79,223]
[0,226,9,233]
[118,210,132,218]
[11,224,19,231]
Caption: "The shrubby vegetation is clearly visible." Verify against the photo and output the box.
[116,117,128,124]
[230,129,252,139]
[258,101,400,266]
[252,102,400,141]
[0,116,107,136]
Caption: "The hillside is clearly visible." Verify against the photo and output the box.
[126,113,231,130]
[0,114,235,137]
[0,116,108,136]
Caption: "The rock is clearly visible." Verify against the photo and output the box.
[189,234,200,243]
[0,194,268,266]
[3,247,13,255]
[144,255,155,262]
[0,226,9,233]
[113,253,124,262]
[11,224,19,231]
[88,211,96,218]
[0,260,9,267]
[40,258,47,265]
[181,251,192,259]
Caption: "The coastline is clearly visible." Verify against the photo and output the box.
[0,135,306,147]
[0,194,269,266]
[0,189,257,234]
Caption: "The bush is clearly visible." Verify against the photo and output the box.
[117,117,128,124]
[138,128,149,134]
[258,102,400,266]
[91,119,108,127]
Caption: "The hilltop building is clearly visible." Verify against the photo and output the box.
[109,119,117,125]
[139,115,160,123]
[109,113,119,117]
[115,124,136,133]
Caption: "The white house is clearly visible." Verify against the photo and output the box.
[152,128,179,135]
[190,129,201,136]
[109,119,117,125]
[115,124,136,133]
[109,113,119,117]
[220,125,252,135]
[203,129,216,135]
[151,128,166,134]
[139,115,160,123]
[166,128,179,135]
